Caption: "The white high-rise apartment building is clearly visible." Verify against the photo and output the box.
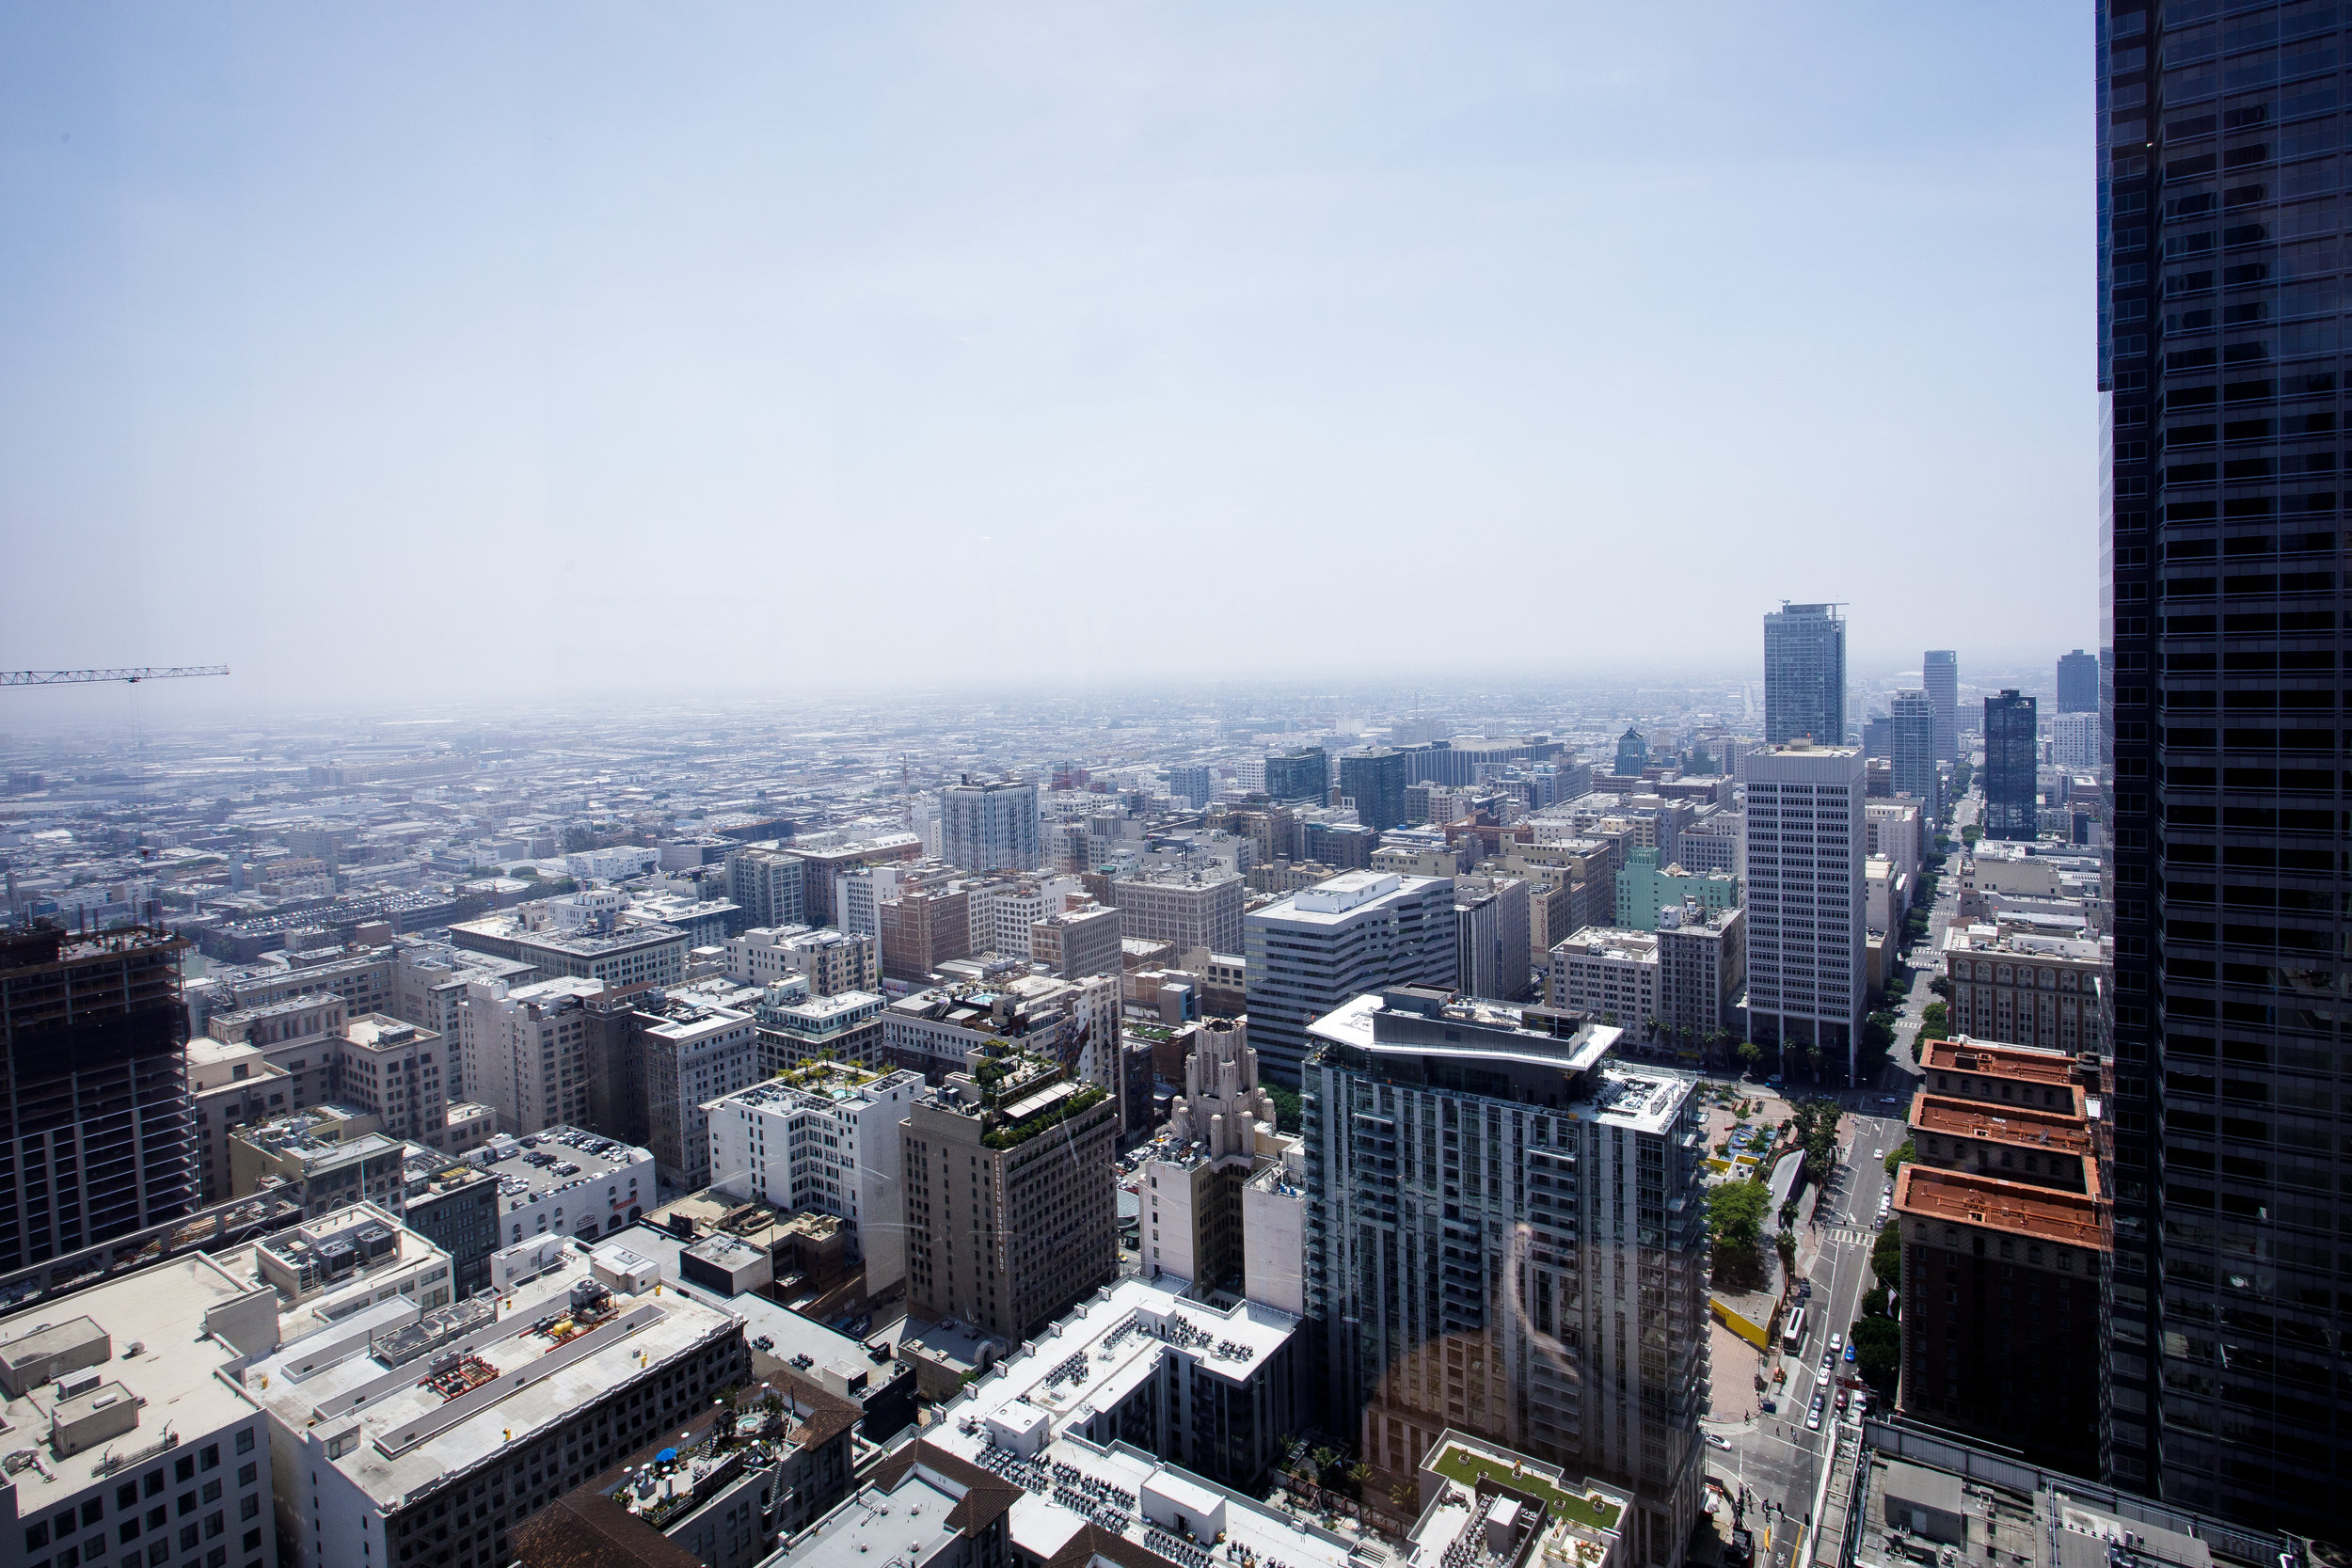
[964,873,1083,958]
[2051,709,2101,770]
[704,1065,923,1294]
[940,776,1041,872]
[1741,741,1867,1080]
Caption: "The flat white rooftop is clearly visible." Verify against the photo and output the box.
[240,1244,738,1508]
[0,1253,273,1513]
[927,1277,1295,1460]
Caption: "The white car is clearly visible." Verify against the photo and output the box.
[1804,1406,1822,1432]
[1706,1433,1731,1449]
[1828,1332,1843,1354]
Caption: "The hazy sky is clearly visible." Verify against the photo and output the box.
[2,3,2093,714]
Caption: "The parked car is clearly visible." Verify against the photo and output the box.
[1836,1390,1849,1412]
[1828,1332,1843,1354]
[1844,1342,1857,1363]
[1805,1405,1822,1432]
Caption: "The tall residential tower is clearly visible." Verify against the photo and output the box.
[1924,648,1959,764]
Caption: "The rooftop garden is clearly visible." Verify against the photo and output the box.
[982,1085,1109,1150]
[1430,1444,1623,1532]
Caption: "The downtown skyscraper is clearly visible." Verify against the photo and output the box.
[1923,648,1959,764]
[2097,1,2349,1533]
[1889,687,1940,817]
[1762,602,1846,744]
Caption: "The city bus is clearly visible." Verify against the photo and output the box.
[1781,1305,1806,1354]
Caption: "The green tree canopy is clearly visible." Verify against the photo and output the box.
[1708,1180,1772,1252]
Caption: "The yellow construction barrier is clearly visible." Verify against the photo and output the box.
[1709,1296,1772,1351]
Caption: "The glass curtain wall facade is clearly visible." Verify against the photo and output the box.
[1890,688,1941,816]
[1982,690,2040,841]
[2058,648,2103,712]
[2097,0,2349,1533]
[1925,650,1960,764]
[1762,603,1847,745]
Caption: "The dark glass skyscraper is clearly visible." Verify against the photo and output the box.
[2098,1,2350,1533]
[1262,746,1328,803]
[1981,689,2039,841]
[2058,647,2102,713]
[1762,601,1846,744]
[1336,746,1408,831]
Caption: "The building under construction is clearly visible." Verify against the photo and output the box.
[0,924,197,1273]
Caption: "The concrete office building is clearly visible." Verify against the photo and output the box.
[940,777,1041,873]
[751,978,887,1073]
[1030,903,1123,981]
[1242,871,1457,1085]
[1741,742,1866,1080]
[1165,762,1215,809]
[725,923,879,994]
[1548,927,1660,1037]
[229,1108,408,1217]
[0,1253,279,1568]
[1301,991,1704,1568]
[901,1049,1119,1340]
[458,975,610,1136]
[449,912,688,991]
[630,990,758,1190]
[918,1273,1306,1495]
[244,1233,747,1568]
[1338,747,1410,831]
[705,1064,923,1296]
[398,1144,502,1298]
[790,832,925,927]
[879,884,973,984]
[1452,874,1533,1002]
[1982,690,2039,842]
[1889,688,1940,818]
[1895,1037,2108,1475]
[1654,902,1744,1045]
[1940,922,2105,1055]
[0,925,197,1275]
[333,1014,449,1150]
[1924,649,1959,764]
[1763,602,1847,745]
[2055,649,2098,716]
[1864,800,1923,882]
[1136,1019,1304,1313]
[1111,870,1246,956]
[725,846,806,929]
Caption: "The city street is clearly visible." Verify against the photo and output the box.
[1696,785,1979,1560]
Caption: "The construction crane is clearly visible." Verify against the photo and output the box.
[0,666,230,687]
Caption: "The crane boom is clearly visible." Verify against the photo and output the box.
[0,666,230,687]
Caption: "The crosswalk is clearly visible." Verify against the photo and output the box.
[1819,1225,1877,1246]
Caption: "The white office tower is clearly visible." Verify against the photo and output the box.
[1301,990,1705,1568]
[1741,741,1867,1081]
[1242,871,1456,1085]
[1137,1019,1306,1313]
[704,1065,923,1294]
[940,776,1041,872]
